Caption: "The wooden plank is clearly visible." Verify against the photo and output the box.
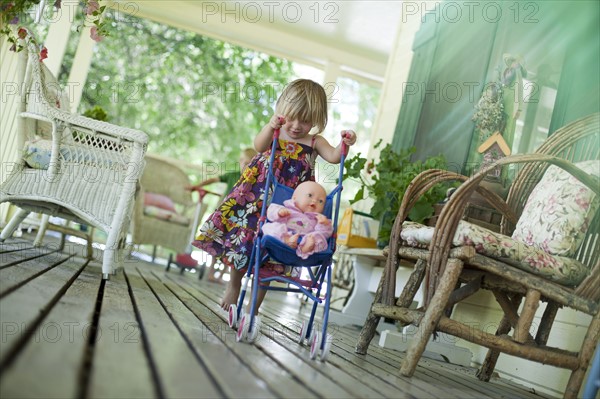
[139,266,278,399]
[0,256,86,367]
[174,274,387,399]
[0,257,94,398]
[0,238,33,254]
[163,275,550,399]
[0,244,61,269]
[87,262,156,399]
[162,272,319,398]
[257,305,423,398]
[0,250,75,297]
[124,267,222,398]
[258,299,449,398]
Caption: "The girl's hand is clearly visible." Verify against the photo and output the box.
[270,115,286,130]
[341,130,357,146]
[278,208,290,217]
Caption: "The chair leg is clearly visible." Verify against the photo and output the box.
[103,229,120,277]
[33,214,50,247]
[477,292,523,381]
[514,289,541,343]
[536,301,560,345]
[0,208,30,241]
[355,276,385,355]
[477,315,512,381]
[400,258,463,377]
[565,311,600,399]
[396,259,427,308]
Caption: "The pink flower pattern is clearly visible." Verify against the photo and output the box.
[512,160,599,256]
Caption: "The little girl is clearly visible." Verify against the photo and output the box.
[192,79,356,313]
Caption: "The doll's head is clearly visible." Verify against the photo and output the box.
[292,181,327,214]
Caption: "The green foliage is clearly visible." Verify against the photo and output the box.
[82,105,108,121]
[343,140,450,244]
[60,13,294,165]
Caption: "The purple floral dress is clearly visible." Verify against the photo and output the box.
[193,138,316,271]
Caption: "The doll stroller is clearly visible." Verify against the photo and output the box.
[228,130,348,362]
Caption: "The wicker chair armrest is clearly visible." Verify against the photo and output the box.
[41,106,148,146]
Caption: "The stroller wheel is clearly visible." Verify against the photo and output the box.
[228,304,238,328]
[309,331,319,360]
[247,315,261,343]
[236,314,249,342]
[307,324,317,344]
[298,321,308,344]
[320,334,333,362]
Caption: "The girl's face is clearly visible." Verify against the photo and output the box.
[283,118,313,140]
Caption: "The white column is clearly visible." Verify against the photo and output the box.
[322,61,340,89]
[67,26,96,113]
[43,2,74,77]
[366,13,422,161]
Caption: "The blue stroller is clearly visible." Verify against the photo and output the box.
[228,130,348,361]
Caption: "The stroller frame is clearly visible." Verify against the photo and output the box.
[229,129,347,361]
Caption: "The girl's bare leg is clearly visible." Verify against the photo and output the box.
[220,267,245,310]
[247,282,270,315]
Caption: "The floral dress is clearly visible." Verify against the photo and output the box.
[193,138,316,271]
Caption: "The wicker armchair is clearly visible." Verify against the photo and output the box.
[131,154,196,256]
[355,113,600,398]
[0,40,148,279]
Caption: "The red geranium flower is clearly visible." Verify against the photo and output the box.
[39,47,48,62]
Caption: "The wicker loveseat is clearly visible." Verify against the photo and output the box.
[0,39,148,278]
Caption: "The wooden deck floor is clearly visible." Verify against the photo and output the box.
[0,237,554,399]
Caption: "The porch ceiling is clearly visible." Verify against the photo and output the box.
[115,0,403,80]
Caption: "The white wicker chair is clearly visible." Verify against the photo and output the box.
[131,154,196,256]
[0,39,148,279]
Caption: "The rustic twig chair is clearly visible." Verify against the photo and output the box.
[0,39,148,279]
[355,113,600,398]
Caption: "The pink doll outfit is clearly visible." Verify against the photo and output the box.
[262,199,333,259]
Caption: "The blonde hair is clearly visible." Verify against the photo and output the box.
[275,79,328,133]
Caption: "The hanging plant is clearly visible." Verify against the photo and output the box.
[1,0,110,56]
[472,81,506,137]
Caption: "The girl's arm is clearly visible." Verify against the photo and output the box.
[185,176,220,191]
[314,130,357,163]
[254,115,285,152]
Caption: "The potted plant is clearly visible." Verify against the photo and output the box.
[342,140,451,247]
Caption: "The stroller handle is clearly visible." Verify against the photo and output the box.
[340,131,351,157]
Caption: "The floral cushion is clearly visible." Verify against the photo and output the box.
[401,221,588,286]
[143,205,190,226]
[512,160,600,256]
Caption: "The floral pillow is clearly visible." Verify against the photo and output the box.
[144,192,176,212]
[512,160,600,256]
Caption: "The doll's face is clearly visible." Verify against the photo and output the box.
[293,181,326,214]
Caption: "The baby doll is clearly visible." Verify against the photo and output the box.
[262,181,333,259]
